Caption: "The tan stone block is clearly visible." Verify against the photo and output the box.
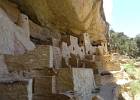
[34,76,56,95]
[0,81,28,95]
[56,68,73,92]
[56,68,96,95]
[5,45,54,73]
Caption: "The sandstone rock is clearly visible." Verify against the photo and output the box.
[0,55,9,75]
[18,13,30,38]
[0,0,20,23]
[9,0,108,42]
[102,55,121,71]
[29,20,61,41]
[56,68,96,95]
[5,45,54,73]
[34,76,56,95]
[0,81,29,100]
[0,7,35,55]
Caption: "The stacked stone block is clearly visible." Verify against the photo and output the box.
[2,32,107,100]
[0,80,32,100]
[56,68,96,100]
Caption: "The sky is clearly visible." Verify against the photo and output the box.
[103,0,140,38]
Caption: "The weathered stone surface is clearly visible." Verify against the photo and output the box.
[68,54,79,68]
[0,7,35,55]
[0,55,9,75]
[5,45,54,73]
[9,0,108,42]
[69,36,80,55]
[34,76,56,95]
[0,81,29,100]
[56,68,96,95]
[102,55,121,71]
[29,20,61,41]
[0,0,20,23]
[18,13,30,39]
[82,33,97,55]
[56,68,73,92]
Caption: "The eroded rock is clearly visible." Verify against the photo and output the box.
[9,0,108,42]
[0,7,35,55]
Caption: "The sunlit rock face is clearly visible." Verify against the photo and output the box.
[9,0,108,42]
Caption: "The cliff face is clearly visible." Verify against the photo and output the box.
[9,0,108,42]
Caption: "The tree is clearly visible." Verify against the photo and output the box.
[108,30,139,58]
[135,34,140,56]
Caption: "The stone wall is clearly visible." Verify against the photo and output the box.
[0,1,119,100]
[0,80,32,100]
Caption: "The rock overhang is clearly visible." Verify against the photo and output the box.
[8,0,108,42]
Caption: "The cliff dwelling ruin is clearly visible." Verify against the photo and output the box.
[0,0,120,100]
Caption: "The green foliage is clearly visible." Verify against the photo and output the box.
[130,80,140,96]
[123,64,136,76]
[135,34,140,55]
[108,30,139,58]
[123,64,140,96]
